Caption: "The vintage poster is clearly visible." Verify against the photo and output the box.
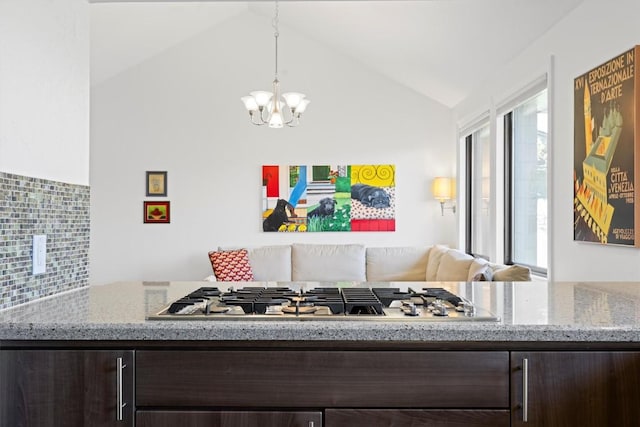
[573,46,639,246]
[261,164,396,232]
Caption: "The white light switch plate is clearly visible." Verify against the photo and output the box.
[33,234,47,275]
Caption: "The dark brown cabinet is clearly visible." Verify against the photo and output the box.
[325,409,510,427]
[5,344,640,426]
[136,350,509,408]
[511,351,640,427]
[137,410,322,427]
[0,350,134,427]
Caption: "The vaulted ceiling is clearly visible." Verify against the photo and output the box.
[90,0,584,107]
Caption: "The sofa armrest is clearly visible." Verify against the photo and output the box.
[491,264,531,281]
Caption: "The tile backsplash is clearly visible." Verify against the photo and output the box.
[0,172,90,310]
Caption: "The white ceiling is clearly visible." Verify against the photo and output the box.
[90,0,584,107]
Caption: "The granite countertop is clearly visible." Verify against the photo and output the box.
[1,281,639,342]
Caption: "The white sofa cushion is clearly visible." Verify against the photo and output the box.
[246,245,292,281]
[292,243,366,281]
[436,249,474,281]
[366,247,431,281]
[425,245,449,281]
[219,245,292,281]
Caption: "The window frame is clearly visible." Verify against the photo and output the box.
[503,111,515,266]
[464,132,492,260]
[464,134,473,255]
[502,89,548,277]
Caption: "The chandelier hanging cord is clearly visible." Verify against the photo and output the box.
[240,0,310,128]
[273,0,279,80]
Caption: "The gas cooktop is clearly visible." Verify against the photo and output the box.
[148,285,500,322]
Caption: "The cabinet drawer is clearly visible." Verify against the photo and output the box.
[137,350,508,408]
[137,411,321,427]
[326,409,510,427]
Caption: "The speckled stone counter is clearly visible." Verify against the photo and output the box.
[1,280,640,342]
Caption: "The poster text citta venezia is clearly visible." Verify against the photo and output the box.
[609,167,634,204]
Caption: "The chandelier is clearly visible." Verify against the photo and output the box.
[240,0,310,128]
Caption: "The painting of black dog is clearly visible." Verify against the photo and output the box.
[307,197,337,218]
[351,184,391,208]
[263,199,296,232]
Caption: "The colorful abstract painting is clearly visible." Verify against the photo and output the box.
[261,164,395,232]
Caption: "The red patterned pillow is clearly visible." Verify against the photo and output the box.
[208,249,254,282]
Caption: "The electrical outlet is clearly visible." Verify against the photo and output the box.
[32,234,46,275]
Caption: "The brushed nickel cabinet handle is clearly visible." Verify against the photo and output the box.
[117,357,127,421]
[308,422,314,427]
[522,357,529,422]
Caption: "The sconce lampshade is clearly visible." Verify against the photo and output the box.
[432,177,455,201]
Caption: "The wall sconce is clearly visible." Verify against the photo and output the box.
[432,177,456,216]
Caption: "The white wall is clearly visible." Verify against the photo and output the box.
[0,0,89,185]
[455,0,640,281]
[90,11,457,285]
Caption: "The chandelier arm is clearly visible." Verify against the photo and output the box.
[249,111,265,126]
[281,106,294,125]
[259,107,270,125]
[285,114,300,127]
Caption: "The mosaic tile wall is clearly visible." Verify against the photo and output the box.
[0,172,90,310]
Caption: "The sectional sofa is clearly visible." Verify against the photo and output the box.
[206,244,531,283]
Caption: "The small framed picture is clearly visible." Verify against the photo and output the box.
[146,171,167,197]
[144,201,170,224]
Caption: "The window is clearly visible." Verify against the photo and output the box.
[464,122,491,259]
[462,77,549,274]
[503,88,548,275]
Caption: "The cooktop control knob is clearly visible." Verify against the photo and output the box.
[401,301,420,316]
[431,299,449,316]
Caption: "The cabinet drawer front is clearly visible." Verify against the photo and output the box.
[0,350,134,427]
[137,350,508,408]
[137,411,322,427]
[325,409,510,427]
